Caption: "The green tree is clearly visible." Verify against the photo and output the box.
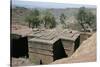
[25,9,40,28]
[43,11,56,29]
[77,7,87,31]
[85,11,96,27]
[25,15,32,28]
[60,13,67,28]
[76,7,96,31]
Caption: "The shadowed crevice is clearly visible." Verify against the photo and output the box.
[11,35,29,58]
[53,39,68,61]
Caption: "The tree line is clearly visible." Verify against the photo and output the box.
[25,9,67,29]
[25,7,96,32]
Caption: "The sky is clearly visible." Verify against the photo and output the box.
[12,0,96,9]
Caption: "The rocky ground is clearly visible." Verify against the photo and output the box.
[11,58,34,67]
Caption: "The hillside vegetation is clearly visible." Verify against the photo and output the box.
[11,6,96,31]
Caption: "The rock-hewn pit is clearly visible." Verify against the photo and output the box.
[11,24,95,66]
[52,33,96,64]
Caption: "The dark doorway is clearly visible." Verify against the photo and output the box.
[40,60,43,65]
[74,36,80,51]
[53,39,68,61]
[11,34,29,58]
